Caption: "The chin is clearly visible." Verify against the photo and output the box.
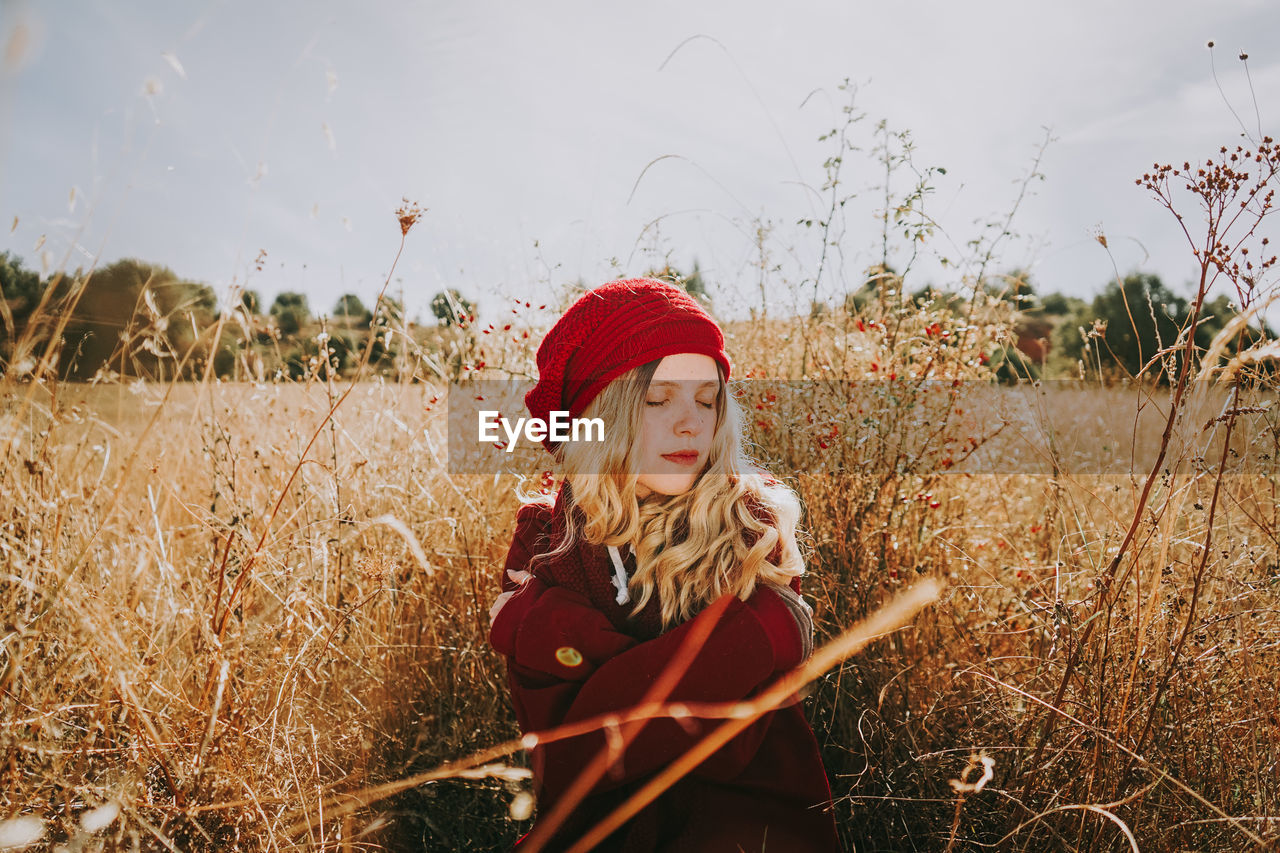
[637,474,698,497]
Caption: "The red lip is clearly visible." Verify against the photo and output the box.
[661,451,700,466]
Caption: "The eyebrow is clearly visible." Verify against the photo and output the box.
[648,380,719,390]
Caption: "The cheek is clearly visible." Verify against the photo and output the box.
[638,410,666,450]
[695,409,718,442]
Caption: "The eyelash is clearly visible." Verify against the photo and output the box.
[646,400,715,409]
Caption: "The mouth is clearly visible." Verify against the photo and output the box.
[660,450,701,467]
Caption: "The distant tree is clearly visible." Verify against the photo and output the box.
[271,291,309,312]
[1196,292,1267,353]
[324,330,359,373]
[333,293,370,324]
[55,258,217,380]
[240,289,262,314]
[910,284,959,312]
[992,268,1037,307]
[910,285,933,307]
[645,262,713,311]
[430,289,474,326]
[212,337,238,377]
[1056,274,1182,379]
[682,261,711,306]
[1053,273,1256,381]
[374,295,405,325]
[367,296,408,367]
[270,291,311,337]
[1038,291,1082,317]
[1,252,46,367]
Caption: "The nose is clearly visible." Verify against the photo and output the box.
[673,397,705,436]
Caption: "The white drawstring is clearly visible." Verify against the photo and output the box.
[607,545,630,605]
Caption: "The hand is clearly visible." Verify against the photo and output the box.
[488,569,532,627]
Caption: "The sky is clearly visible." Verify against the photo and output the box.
[2,0,1278,325]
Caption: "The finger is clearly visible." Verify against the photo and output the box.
[489,591,514,625]
[507,569,533,584]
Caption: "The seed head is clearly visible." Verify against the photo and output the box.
[396,198,425,236]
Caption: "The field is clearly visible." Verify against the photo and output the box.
[3,120,1280,851]
[3,280,1279,852]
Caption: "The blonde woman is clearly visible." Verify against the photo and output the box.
[489,279,839,852]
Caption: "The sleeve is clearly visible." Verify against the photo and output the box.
[510,585,809,801]
[769,580,814,662]
[503,576,806,684]
[489,575,549,658]
[488,502,555,658]
[500,501,553,594]
[510,586,638,681]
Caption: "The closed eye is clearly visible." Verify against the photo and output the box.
[647,399,716,409]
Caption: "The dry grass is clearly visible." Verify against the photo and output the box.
[3,132,1279,851]
[3,287,1277,852]
[2,378,529,850]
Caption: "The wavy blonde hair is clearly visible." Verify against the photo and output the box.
[531,358,805,627]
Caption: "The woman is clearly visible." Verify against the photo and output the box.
[488,278,840,851]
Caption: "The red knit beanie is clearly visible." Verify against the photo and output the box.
[525,278,732,453]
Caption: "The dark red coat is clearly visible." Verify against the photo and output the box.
[489,487,842,852]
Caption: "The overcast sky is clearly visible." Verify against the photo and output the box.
[2,0,1277,324]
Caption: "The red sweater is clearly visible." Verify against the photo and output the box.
[489,491,841,852]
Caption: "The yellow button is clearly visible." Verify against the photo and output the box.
[555,646,583,667]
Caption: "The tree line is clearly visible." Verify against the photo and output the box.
[2,250,1269,382]
[0,253,479,381]
[842,266,1271,382]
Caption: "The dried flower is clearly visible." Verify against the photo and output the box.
[396,198,425,236]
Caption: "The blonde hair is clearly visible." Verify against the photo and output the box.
[532,359,805,627]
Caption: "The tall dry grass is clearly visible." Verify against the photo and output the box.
[2,378,525,849]
[3,129,1279,852]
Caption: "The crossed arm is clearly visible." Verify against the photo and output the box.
[489,566,812,800]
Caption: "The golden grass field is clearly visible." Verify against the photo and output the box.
[3,291,1279,852]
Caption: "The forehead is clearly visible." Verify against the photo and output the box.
[650,353,720,383]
